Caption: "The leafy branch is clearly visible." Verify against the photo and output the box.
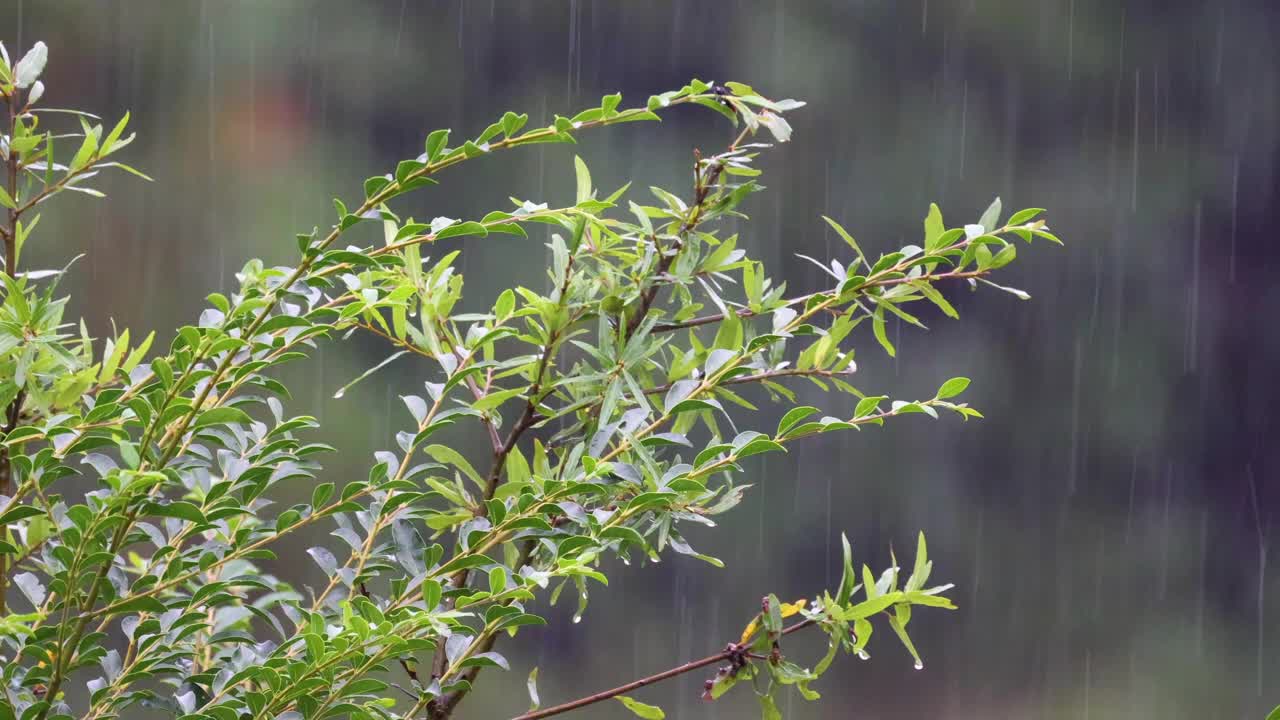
[0,42,1061,720]
[516,533,951,720]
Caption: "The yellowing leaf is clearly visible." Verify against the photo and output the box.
[739,598,807,644]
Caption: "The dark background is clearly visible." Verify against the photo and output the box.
[5,1,1280,717]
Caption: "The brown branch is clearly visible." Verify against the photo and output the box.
[512,618,816,720]
[622,147,729,341]
[428,256,579,717]
[1,88,23,616]
[429,540,538,719]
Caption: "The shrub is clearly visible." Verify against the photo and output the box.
[0,41,1059,720]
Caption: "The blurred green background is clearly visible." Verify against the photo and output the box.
[6,0,1280,717]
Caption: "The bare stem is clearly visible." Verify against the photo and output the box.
[1,88,23,616]
[513,618,815,720]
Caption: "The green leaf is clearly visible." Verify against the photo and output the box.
[425,129,451,162]
[872,305,895,357]
[854,396,885,418]
[144,501,207,524]
[913,281,959,319]
[425,445,484,489]
[435,553,492,576]
[437,221,489,241]
[845,593,898,619]
[527,667,541,711]
[312,482,335,509]
[501,111,529,137]
[822,215,866,268]
[907,531,931,592]
[862,564,879,600]
[472,387,524,413]
[488,566,507,594]
[1006,207,1045,226]
[987,243,1016,270]
[102,111,131,153]
[758,694,782,720]
[105,595,168,617]
[192,407,252,430]
[923,203,945,251]
[615,696,665,719]
[122,330,155,372]
[494,288,515,320]
[836,533,857,605]
[935,377,970,399]
[764,593,783,634]
[736,438,785,460]
[888,612,924,669]
[574,155,593,204]
[0,506,44,526]
[99,328,130,383]
[777,406,819,436]
[978,196,1002,232]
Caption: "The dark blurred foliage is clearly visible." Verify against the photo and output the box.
[4,0,1279,717]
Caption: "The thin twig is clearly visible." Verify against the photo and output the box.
[512,618,815,720]
[429,256,580,718]
[622,145,729,340]
[1,88,24,616]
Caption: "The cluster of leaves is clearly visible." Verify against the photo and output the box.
[0,42,1058,720]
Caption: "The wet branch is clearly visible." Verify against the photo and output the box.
[1,87,25,616]
[428,255,579,718]
[622,139,735,341]
[512,617,816,720]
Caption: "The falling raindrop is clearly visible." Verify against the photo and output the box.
[1131,69,1141,213]
[1214,6,1226,84]
[1083,650,1092,720]
[1067,337,1082,495]
[1248,466,1268,697]
[393,0,407,57]
[1229,155,1239,283]
[457,0,465,49]
[1195,508,1208,656]
[1185,201,1202,373]
[1092,531,1105,620]
[1158,463,1173,601]
[824,465,833,587]
[247,25,256,156]
[958,81,968,178]
[1067,0,1075,83]
[1125,450,1139,544]
[969,507,983,612]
